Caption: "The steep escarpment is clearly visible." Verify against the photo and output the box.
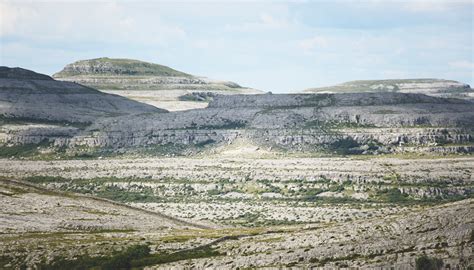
[53,58,262,111]
[304,79,473,100]
[7,92,470,156]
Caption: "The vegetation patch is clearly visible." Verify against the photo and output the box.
[415,255,443,270]
[328,137,361,155]
[0,141,51,158]
[178,92,216,102]
[36,243,222,270]
[0,115,90,128]
[23,176,69,184]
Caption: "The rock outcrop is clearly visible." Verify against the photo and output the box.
[303,78,473,100]
[6,92,470,155]
[71,93,472,153]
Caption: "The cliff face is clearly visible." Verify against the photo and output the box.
[53,58,262,111]
[69,93,471,153]
[303,79,473,100]
[5,91,471,155]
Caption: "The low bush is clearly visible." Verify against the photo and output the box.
[415,255,443,270]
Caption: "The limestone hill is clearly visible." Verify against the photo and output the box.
[53,57,191,77]
[53,58,262,111]
[303,78,473,100]
[0,66,162,124]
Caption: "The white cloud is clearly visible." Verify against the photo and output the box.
[298,36,329,51]
[0,1,186,45]
[259,13,290,28]
[402,0,472,12]
[449,60,474,69]
[0,1,38,36]
[223,4,296,32]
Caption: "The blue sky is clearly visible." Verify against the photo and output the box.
[1,0,473,93]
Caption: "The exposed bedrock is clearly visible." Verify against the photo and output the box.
[1,88,473,154]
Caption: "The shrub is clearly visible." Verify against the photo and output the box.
[377,188,409,203]
[415,255,443,270]
[328,138,360,155]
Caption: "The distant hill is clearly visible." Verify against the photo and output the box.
[54,57,191,77]
[0,66,162,124]
[53,58,262,111]
[303,79,473,100]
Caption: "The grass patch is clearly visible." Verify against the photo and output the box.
[0,115,89,128]
[0,141,51,158]
[37,243,222,270]
[23,176,69,184]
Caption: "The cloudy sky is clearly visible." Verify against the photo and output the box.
[1,0,472,92]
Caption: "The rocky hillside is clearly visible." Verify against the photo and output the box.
[53,58,262,111]
[0,178,207,268]
[303,79,473,100]
[4,90,472,157]
[78,93,473,152]
[0,66,163,124]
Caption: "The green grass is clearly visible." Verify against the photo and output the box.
[36,243,222,270]
[23,176,69,184]
[0,140,51,158]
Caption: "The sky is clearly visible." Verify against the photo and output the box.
[0,0,473,93]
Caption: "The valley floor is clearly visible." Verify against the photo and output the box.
[0,155,472,268]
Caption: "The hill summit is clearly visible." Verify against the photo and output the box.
[53,57,262,111]
[53,57,191,77]
[0,66,53,80]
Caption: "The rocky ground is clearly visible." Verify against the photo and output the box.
[0,175,471,269]
[154,198,473,269]
[0,154,472,226]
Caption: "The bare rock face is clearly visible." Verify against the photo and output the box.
[27,92,470,155]
[0,66,164,124]
[303,79,473,100]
